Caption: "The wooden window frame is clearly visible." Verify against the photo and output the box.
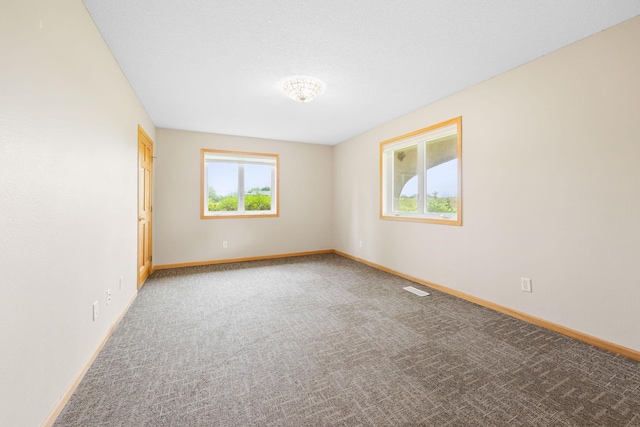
[201,149,279,219]
[380,116,462,226]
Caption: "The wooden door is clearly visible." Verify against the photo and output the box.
[137,125,153,288]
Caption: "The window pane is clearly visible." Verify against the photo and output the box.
[393,144,418,212]
[380,116,461,225]
[426,159,458,217]
[244,163,272,211]
[424,132,458,219]
[202,149,279,218]
[208,162,238,211]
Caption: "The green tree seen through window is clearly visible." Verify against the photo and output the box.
[208,187,271,212]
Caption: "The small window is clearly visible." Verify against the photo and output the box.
[380,117,462,225]
[201,149,279,218]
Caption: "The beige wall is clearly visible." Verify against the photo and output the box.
[2,2,639,425]
[334,16,640,352]
[0,1,155,426]
[153,129,334,265]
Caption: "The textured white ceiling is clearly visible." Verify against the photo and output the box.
[83,1,640,145]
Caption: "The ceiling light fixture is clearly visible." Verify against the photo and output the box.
[283,76,324,103]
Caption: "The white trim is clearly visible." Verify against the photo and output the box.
[203,151,278,217]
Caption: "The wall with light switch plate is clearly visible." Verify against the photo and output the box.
[334,15,640,353]
[0,1,155,426]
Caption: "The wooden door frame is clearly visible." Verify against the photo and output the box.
[137,125,154,288]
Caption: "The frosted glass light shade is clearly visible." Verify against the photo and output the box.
[283,76,324,103]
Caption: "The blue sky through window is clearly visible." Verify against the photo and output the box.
[208,163,271,196]
[244,164,271,193]
[400,159,458,197]
[208,163,237,196]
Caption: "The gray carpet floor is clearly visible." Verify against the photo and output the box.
[54,254,640,426]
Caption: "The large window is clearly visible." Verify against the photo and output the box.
[380,117,462,225]
[201,149,279,218]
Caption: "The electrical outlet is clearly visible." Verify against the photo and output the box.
[521,277,532,293]
[119,276,123,291]
[93,301,99,321]
[222,240,228,248]
[107,289,112,305]
[359,240,363,248]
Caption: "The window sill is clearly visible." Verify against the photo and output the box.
[380,213,461,226]
[201,212,279,219]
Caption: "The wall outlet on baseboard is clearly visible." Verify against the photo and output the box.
[106,289,111,305]
[222,240,228,249]
[93,301,99,321]
[119,276,123,291]
[359,240,363,248]
[521,277,532,293]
